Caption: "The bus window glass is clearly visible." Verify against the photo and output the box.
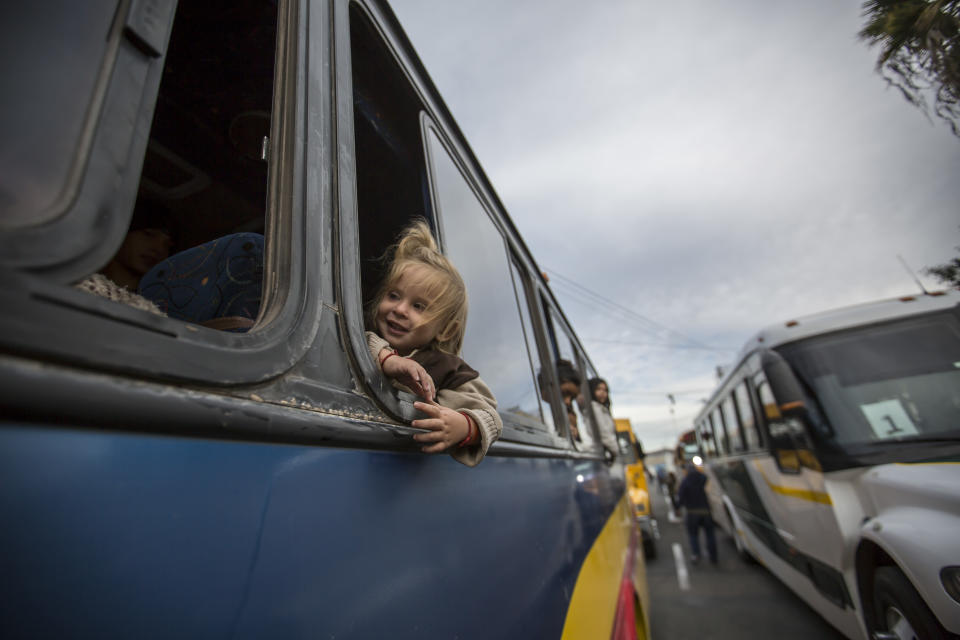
[721,396,744,452]
[508,259,554,430]
[1,2,117,228]
[427,130,541,425]
[712,408,729,454]
[735,382,762,450]
[699,418,718,458]
[350,5,434,308]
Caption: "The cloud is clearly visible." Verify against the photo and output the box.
[390,0,960,449]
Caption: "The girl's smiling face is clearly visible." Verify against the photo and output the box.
[376,265,441,355]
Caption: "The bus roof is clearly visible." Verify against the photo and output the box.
[695,289,959,424]
[738,290,959,357]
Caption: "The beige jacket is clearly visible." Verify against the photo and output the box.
[366,331,502,467]
[591,400,621,458]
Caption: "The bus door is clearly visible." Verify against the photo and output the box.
[757,358,850,609]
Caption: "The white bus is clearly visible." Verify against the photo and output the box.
[690,291,960,640]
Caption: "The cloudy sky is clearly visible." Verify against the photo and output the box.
[389,0,960,451]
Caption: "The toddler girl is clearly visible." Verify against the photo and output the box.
[366,220,502,467]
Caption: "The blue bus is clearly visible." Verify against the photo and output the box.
[0,1,648,638]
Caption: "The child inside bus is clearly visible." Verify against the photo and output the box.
[366,220,502,467]
[74,201,174,316]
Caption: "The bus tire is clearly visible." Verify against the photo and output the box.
[870,566,949,640]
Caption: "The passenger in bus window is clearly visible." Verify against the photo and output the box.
[556,359,581,406]
[365,220,502,467]
[556,359,586,441]
[74,201,174,316]
[567,406,580,441]
[588,377,623,459]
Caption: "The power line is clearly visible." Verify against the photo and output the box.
[547,278,682,342]
[615,388,715,397]
[546,268,709,347]
[584,337,735,352]
[543,267,720,351]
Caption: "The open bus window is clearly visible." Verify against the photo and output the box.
[349,3,435,312]
[540,303,597,449]
[73,0,279,331]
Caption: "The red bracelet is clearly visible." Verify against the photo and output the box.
[458,412,477,447]
[379,351,398,368]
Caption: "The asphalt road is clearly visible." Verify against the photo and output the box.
[644,481,849,640]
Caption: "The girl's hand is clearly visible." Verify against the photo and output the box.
[381,351,435,402]
[412,401,471,453]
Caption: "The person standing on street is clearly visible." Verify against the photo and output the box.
[676,462,717,565]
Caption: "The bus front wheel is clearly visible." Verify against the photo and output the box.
[869,566,949,640]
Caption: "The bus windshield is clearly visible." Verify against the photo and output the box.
[778,308,960,450]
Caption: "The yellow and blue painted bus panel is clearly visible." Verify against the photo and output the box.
[0,418,648,638]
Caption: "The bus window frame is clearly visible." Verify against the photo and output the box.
[0,0,314,387]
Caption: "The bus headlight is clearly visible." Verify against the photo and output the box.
[942,567,960,604]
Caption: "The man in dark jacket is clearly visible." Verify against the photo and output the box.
[676,462,717,564]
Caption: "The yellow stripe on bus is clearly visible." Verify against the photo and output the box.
[561,495,638,640]
[753,461,833,505]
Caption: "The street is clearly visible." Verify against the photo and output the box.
[645,481,849,639]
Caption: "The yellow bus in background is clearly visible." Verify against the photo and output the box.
[615,419,658,559]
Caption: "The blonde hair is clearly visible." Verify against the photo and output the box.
[367,220,468,354]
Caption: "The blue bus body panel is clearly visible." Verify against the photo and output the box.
[0,425,619,638]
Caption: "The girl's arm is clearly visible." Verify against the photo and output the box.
[432,377,502,467]
[365,331,435,401]
[367,331,500,466]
